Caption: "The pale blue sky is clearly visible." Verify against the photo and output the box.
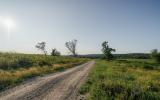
[0,0,160,55]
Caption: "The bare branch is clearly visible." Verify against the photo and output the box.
[65,39,77,57]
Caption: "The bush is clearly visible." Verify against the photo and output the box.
[154,53,160,63]
[38,60,52,67]
[17,57,33,68]
[143,64,154,70]
[51,48,61,56]
[151,49,160,63]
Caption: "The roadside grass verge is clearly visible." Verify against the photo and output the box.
[79,59,160,100]
[0,53,89,91]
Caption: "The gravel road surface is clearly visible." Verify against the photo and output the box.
[0,61,95,100]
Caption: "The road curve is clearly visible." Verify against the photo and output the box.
[0,61,95,100]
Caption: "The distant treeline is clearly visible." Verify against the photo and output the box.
[79,53,151,59]
[114,53,150,59]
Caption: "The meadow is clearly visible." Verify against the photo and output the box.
[79,59,160,100]
[0,53,88,91]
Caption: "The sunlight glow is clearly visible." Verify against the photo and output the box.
[4,18,15,32]
[3,18,15,39]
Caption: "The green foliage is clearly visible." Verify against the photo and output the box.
[151,49,158,57]
[151,49,160,63]
[115,53,150,59]
[79,60,160,100]
[0,55,33,70]
[51,48,61,56]
[154,53,160,63]
[101,41,115,60]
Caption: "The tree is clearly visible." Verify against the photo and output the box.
[151,49,158,57]
[51,48,61,56]
[65,39,77,57]
[151,49,160,63]
[101,41,116,60]
[35,42,47,55]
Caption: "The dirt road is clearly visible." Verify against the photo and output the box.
[0,61,95,100]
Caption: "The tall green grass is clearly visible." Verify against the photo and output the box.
[0,53,89,91]
[79,59,160,100]
[0,53,88,70]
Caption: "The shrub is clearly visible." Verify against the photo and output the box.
[154,53,160,63]
[51,48,61,56]
[17,57,33,68]
[143,64,154,70]
[38,60,52,67]
[151,49,160,63]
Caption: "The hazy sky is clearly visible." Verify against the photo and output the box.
[0,0,160,55]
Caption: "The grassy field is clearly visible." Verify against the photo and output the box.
[79,59,160,100]
[0,53,88,91]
